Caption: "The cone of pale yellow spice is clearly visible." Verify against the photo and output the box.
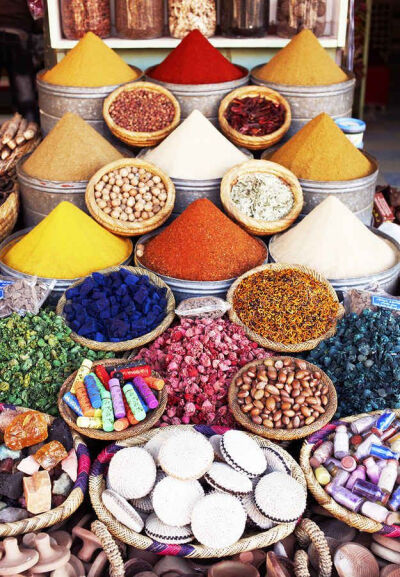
[270,113,375,181]
[42,31,139,87]
[254,29,348,86]
[2,201,132,279]
[23,112,123,181]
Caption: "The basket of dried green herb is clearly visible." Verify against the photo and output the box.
[227,263,344,353]
[220,159,303,235]
[218,85,291,151]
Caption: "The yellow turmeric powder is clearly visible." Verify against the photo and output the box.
[42,32,138,87]
[2,202,132,279]
[254,30,348,86]
[270,113,374,181]
[23,112,122,181]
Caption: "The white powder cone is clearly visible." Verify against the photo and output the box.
[152,476,204,527]
[191,492,246,549]
[143,110,248,180]
[271,196,398,279]
[220,430,267,478]
[107,447,157,499]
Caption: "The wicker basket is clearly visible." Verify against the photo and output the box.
[227,263,344,353]
[85,158,176,237]
[220,159,303,235]
[228,357,337,442]
[0,181,19,243]
[218,85,291,151]
[89,424,307,558]
[56,265,175,353]
[0,404,89,537]
[91,521,126,577]
[58,358,168,441]
[300,409,400,536]
[103,81,181,148]
[0,135,40,177]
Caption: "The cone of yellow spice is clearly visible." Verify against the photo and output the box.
[42,32,139,87]
[270,113,375,181]
[23,112,123,182]
[254,30,348,86]
[2,202,132,279]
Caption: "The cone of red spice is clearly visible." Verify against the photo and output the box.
[141,198,267,281]
[148,30,245,85]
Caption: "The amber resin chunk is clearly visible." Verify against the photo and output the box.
[4,411,48,450]
[34,441,68,471]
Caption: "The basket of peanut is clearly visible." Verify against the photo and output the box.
[228,357,337,442]
[85,158,175,237]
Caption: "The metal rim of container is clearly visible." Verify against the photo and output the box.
[17,156,88,191]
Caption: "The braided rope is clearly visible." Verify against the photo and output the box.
[294,549,311,577]
[91,521,125,577]
[295,519,332,577]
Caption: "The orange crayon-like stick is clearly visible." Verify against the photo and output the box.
[75,381,93,417]
[145,376,165,391]
[123,396,138,425]
[114,418,130,431]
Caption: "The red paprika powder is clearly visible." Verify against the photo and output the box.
[141,198,267,281]
[148,30,245,85]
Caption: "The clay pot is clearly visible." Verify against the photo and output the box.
[0,537,39,575]
[234,550,266,569]
[154,557,194,576]
[334,543,380,577]
[71,528,101,563]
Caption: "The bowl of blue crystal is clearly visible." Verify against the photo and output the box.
[56,265,176,352]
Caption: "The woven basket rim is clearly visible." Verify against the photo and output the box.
[85,158,176,237]
[300,409,400,534]
[103,81,181,145]
[218,85,291,150]
[58,358,168,441]
[0,404,88,536]
[0,183,19,242]
[55,265,176,352]
[227,263,343,353]
[220,159,303,235]
[228,356,337,441]
[89,424,307,558]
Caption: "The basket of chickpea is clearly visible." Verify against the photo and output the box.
[85,158,176,237]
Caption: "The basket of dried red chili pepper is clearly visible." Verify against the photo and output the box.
[218,85,291,151]
[227,263,344,353]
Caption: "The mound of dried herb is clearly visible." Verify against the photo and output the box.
[225,96,286,136]
[0,310,112,414]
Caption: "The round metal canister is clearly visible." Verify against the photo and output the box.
[17,159,88,227]
[0,228,133,305]
[261,150,379,225]
[251,67,355,137]
[145,67,249,125]
[37,67,143,139]
[134,230,268,302]
[268,228,400,298]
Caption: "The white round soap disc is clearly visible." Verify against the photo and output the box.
[107,447,156,499]
[158,430,214,480]
[220,430,266,478]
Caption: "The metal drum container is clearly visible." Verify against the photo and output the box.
[268,228,400,299]
[145,67,249,125]
[17,159,88,227]
[37,68,143,139]
[134,230,268,302]
[0,229,133,305]
[261,150,379,225]
[251,67,355,137]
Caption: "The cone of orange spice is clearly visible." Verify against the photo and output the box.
[232,267,339,345]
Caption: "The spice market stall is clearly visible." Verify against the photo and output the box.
[0,6,399,576]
